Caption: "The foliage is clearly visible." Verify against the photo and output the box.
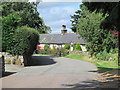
[12,26,39,55]
[1,2,50,52]
[64,54,119,69]
[64,44,70,50]
[74,5,116,56]
[2,14,21,52]
[39,49,46,54]
[12,26,39,66]
[36,47,69,57]
[44,44,50,52]
[96,49,118,61]
[83,2,118,15]
[74,43,82,51]
[82,2,120,65]
[1,2,50,33]
[50,48,69,57]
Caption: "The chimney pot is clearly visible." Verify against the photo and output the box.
[61,25,67,34]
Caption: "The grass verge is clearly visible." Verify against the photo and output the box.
[64,54,120,75]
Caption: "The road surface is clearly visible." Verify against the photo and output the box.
[2,55,98,88]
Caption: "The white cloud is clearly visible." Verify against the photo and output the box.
[37,2,80,33]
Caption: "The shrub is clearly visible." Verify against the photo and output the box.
[74,43,82,51]
[96,49,118,61]
[49,48,69,56]
[13,26,39,66]
[64,44,70,50]
[44,44,50,51]
[39,49,46,54]
[96,50,109,60]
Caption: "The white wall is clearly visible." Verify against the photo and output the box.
[40,44,87,51]
[80,45,87,51]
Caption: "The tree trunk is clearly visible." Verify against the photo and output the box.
[23,54,31,66]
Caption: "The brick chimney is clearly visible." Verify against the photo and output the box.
[61,25,67,34]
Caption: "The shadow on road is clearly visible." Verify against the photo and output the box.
[2,72,16,77]
[62,79,119,89]
[62,67,120,89]
[30,56,56,66]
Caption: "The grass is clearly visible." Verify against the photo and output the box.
[64,54,119,69]
[64,54,120,75]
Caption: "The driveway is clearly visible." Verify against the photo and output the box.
[2,55,98,88]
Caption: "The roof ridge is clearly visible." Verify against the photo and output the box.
[40,32,76,35]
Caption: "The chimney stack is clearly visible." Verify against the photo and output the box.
[61,25,67,34]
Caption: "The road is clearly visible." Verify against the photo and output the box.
[2,55,98,88]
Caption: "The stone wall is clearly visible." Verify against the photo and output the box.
[3,52,24,66]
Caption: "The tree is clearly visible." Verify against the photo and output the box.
[1,2,49,33]
[1,2,50,52]
[75,5,116,56]
[1,2,51,65]
[106,2,120,65]
[82,2,120,65]
[83,2,117,15]
[13,26,39,66]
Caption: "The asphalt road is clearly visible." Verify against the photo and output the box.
[2,55,98,88]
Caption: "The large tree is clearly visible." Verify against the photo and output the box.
[83,2,120,65]
[75,5,116,56]
[1,2,51,65]
[1,2,50,52]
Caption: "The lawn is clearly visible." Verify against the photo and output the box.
[64,54,119,69]
[64,54,120,75]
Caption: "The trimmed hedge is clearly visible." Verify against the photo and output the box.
[13,26,39,66]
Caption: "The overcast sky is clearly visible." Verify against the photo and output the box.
[37,2,82,33]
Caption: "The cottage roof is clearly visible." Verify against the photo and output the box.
[39,33,86,44]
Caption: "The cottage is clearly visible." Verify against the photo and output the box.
[39,25,87,51]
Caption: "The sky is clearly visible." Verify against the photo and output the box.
[37,2,82,33]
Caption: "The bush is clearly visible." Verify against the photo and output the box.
[64,44,70,50]
[44,44,50,52]
[39,49,46,54]
[74,43,82,51]
[96,50,109,60]
[13,26,39,66]
[49,48,69,56]
[96,49,118,61]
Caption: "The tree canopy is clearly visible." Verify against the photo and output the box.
[71,3,117,57]
[1,2,51,52]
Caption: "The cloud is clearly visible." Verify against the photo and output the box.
[37,2,80,33]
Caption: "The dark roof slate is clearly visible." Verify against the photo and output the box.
[39,33,86,44]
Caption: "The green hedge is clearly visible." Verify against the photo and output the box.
[13,26,39,66]
[74,43,82,51]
